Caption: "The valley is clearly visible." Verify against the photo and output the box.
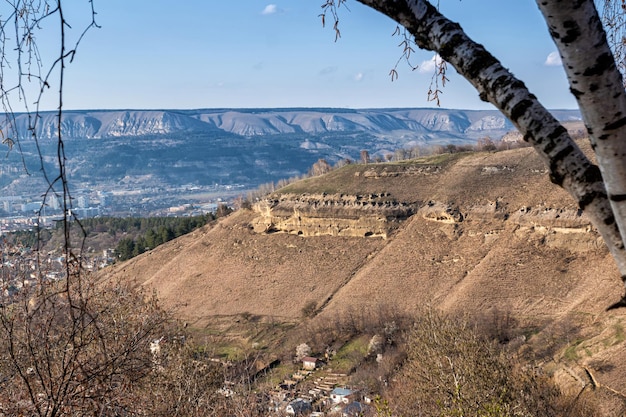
[6,107,622,414]
[0,108,580,221]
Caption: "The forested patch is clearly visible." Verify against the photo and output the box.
[4,211,232,260]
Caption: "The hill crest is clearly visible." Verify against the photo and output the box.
[7,107,580,139]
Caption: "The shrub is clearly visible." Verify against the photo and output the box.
[0,267,171,415]
[301,300,317,318]
[386,309,592,417]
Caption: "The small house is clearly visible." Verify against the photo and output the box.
[285,398,312,415]
[330,387,355,404]
[302,356,318,371]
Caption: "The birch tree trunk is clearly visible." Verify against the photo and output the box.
[356,0,626,303]
[536,0,626,265]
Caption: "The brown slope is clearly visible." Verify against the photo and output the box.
[105,209,385,326]
[106,146,623,324]
[316,148,621,323]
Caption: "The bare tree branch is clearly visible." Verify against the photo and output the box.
[596,0,626,86]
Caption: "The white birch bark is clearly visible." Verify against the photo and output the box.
[357,0,626,303]
[536,0,626,267]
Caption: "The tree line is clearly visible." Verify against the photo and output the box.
[112,209,231,261]
[4,209,232,261]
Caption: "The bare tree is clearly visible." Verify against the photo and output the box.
[0,1,99,271]
[596,0,626,85]
[139,339,224,417]
[360,149,370,164]
[310,158,333,176]
[321,0,626,307]
[0,252,171,415]
[0,242,226,416]
[295,343,312,362]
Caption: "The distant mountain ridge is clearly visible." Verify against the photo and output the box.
[0,107,583,214]
[6,108,581,140]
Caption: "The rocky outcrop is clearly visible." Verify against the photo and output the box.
[509,206,603,252]
[250,191,602,253]
[356,165,441,179]
[250,193,417,239]
[420,201,464,224]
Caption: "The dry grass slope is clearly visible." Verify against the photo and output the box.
[104,143,626,407]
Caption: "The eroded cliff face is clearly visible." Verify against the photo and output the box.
[509,206,603,252]
[251,193,416,238]
[250,192,602,253]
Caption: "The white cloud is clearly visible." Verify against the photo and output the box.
[418,54,444,74]
[261,4,278,15]
[354,72,364,82]
[545,51,562,67]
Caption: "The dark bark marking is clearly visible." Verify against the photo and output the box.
[538,125,566,152]
[577,197,615,225]
[583,52,614,76]
[438,33,464,61]
[561,20,582,43]
[548,143,575,186]
[492,74,510,91]
[589,83,599,92]
[570,87,584,98]
[547,124,568,140]
[605,116,626,130]
[510,99,532,121]
[499,92,516,110]
[610,193,626,202]
[604,213,616,226]
[599,134,610,140]
[549,28,560,40]
[578,190,603,210]
[465,48,498,80]
[582,164,604,183]
[543,137,557,154]
[549,169,565,186]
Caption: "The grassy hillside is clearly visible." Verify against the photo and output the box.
[103,143,626,412]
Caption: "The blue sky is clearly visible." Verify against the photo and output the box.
[37,0,575,110]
